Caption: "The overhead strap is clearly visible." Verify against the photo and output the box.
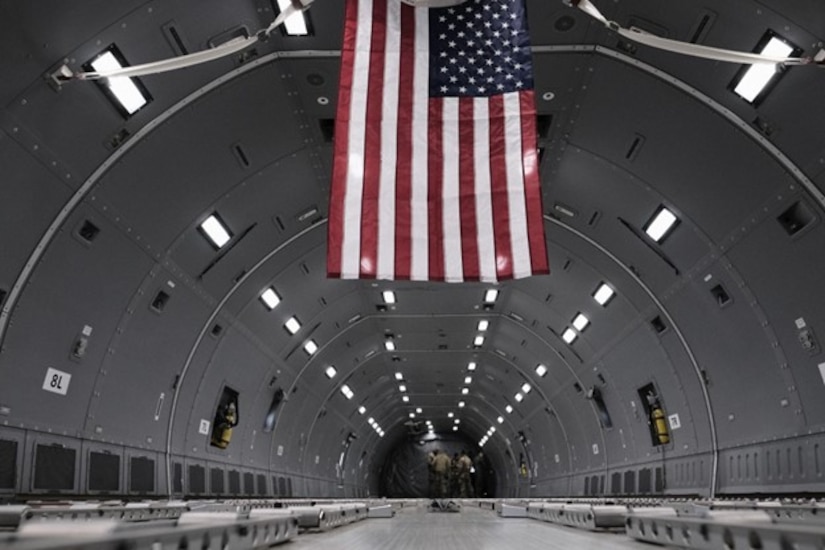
[570,0,823,66]
[64,0,314,81]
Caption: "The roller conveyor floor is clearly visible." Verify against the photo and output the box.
[287,503,651,549]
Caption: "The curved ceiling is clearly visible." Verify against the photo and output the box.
[0,0,823,499]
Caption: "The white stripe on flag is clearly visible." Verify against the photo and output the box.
[474,98,496,282]
[503,91,531,279]
[377,0,400,279]
[442,97,463,282]
[340,0,374,278]
[410,7,429,281]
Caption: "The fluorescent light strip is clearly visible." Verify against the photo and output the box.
[645,207,678,242]
[260,288,280,310]
[497,416,504,424]
[733,37,794,102]
[276,0,309,35]
[341,385,354,400]
[200,214,232,248]
[89,50,149,114]
[385,339,396,351]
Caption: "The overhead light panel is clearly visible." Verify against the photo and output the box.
[395,372,403,381]
[458,401,465,408]
[732,34,795,103]
[86,46,151,117]
[505,405,513,414]
[368,417,375,425]
[416,407,423,414]
[341,384,354,400]
[461,387,469,395]
[303,340,318,355]
[276,0,310,36]
[521,383,532,394]
[514,392,524,402]
[358,406,366,414]
[477,320,489,331]
[399,384,407,392]
[260,287,281,310]
[484,289,499,303]
[644,206,679,243]
[385,339,396,351]
[285,316,301,335]
[474,336,485,347]
[402,395,410,402]
[468,362,477,371]
[453,426,458,431]
[409,412,416,418]
[593,283,615,306]
[464,376,472,384]
[324,365,337,378]
[454,419,460,424]
[448,412,454,418]
[497,416,504,424]
[535,364,547,377]
[382,290,396,304]
[199,214,232,249]
[572,313,590,331]
[562,328,577,344]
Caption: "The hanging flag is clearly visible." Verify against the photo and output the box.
[328,0,549,281]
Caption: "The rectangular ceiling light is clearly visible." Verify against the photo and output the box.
[358,406,366,414]
[341,384,354,400]
[368,417,375,425]
[593,283,615,306]
[477,320,489,331]
[385,339,395,351]
[497,416,504,424]
[464,376,472,384]
[535,364,548,377]
[285,316,301,335]
[732,35,794,103]
[572,313,590,331]
[200,214,232,249]
[382,290,396,304]
[402,395,410,402]
[644,206,679,243]
[325,365,337,379]
[87,46,151,116]
[562,328,577,344]
[461,387,469,395]
[514,392,524,402]
[473,336,485,347]
[484,289,499,303]
[505,404,513,413]
[521,383,532,394]
[260,287,281,310]
[303,340,318,355]
[458,401,465,408]
[395,372,403,381]
[468,362,477,371]
[399,384,407,392]
[276,0,309,35]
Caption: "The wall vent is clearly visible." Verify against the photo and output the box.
[173,462,183,493]
[257,474,267,496]
[88,451,120,492]
[710,283,732,307]
[244,472,254,495]
[319,119,335,143]
[536,114,553,139]
[78,220,101,243]
[232,143,251,168]
[187,464,205,494]
[34,444,75,491]
[151,290,170,313]
[0,439,17,489]
[211,323,224,337]
[162,22,189,55]
[129,456,155,493]
[229,470,241,495]
[777,200,815,236]
[210,468,224,494]
[688,10,717,44]
[650,315,667,334]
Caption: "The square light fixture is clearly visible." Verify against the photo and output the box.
[468,362,477,371]
[505,405,513,413]
[458,401,465,408]
[416,407,423,414]
[514,392,524,402]
[199,213,232,249]
[464,376,472,384]
[260,287,281,310]
[399,384,407,392]
[325,366,337,379]
[303,340,318,355]
[572,313,590,332]
[85,45,152,117]
[535,364,547,377]
[454,419,460,424]
[358,406,366,414]
[402,395,410,402]
[477,320,489,331]
[461,387,469,395]
[593,283,615,306]
[453,426,458,431]
[644,206,679,243]
[385,339,396,351]
[562,328,577,344]
[484,289,499,303]
[395,372,404,381]
[341,384,354,400]
[409,412,416,418]
[497,416,504,424]
[521,383,532,394]
[382,290,396,304]
[285,316,301,335]
[731,33,795,103]
[473,336,485,347]
[448,412,454,418]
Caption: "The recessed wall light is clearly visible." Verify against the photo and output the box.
[497,416,504,424]
[593,283,615,306]
[304,340,318,355]
[477,320,489,331]
[535,364,547,377]
[484,289,499,303]
[260,287,281,310]
[385,339,396,351]
[562,328,577,344]
[325,366,337,378]
[732,34,795,103]
[521,383,532,394]
[464,376,472,384]
[505,405,513,413]
[341,385,354,400]
[358,406,366,414]
[468,362,477,371]
[474,336,485,346]
[382,290,396,304]
[644,206,679,243]
[285,316,301,335]
[514,392,524,402]
[395,372,404,381]
[86,46,152,116]
[573,313,590,331]
[199,214,232,249]
[461,387,469,395]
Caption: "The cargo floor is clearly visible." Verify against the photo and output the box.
[288,503,652,549]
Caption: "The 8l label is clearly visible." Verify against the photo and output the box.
[42,367,71,395]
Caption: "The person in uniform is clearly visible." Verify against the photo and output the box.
[427,449,437,497]
[432,449,452,498]
[457,450,473,497]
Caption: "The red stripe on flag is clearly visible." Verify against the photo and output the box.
[358,0,387,278]
[428,99,445,281]
[519,91,549,275]
[394,4,415,280]
[327,0,361,277]
[458,98,480,280]
[488,95,513,280]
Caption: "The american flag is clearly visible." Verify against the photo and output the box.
[328,0,549,281]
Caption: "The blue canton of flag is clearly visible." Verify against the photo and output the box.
[429,0,534,98]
